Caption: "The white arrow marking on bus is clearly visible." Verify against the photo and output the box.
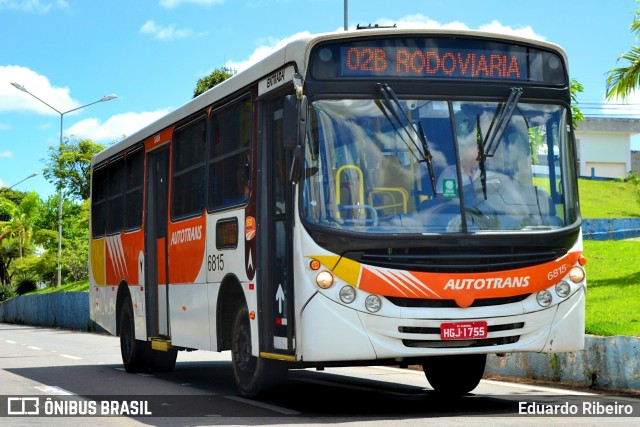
[276,284,285,314]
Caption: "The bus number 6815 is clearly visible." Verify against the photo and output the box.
[208,253,224,271]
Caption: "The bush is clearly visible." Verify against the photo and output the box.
[0,284,15,302]
[15,278,37,295]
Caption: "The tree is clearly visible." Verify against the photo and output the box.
[570,79,585,126]
[606,1,640,100]
[193,67,235,98]
[0,192,42,286]
[42,137,107,201]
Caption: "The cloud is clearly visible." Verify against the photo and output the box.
[589,90,640,117]
[159,0,225,9]
[66,109,172,143]
[140,20,202,41]
[226,31,312,72]
[0,0,69,13]
[360,14,545,40]
[0,65,78,115]
[0,150,12,158]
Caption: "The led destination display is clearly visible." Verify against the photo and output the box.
[311,36,566,84]
[342,46,525,79]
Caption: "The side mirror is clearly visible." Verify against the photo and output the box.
[282,94,307,150]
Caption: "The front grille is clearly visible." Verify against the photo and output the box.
[345,246,565,273]
[402,335,520,348]
[399,322,524,335]
[387,294,530,308]
[399,322,524,349]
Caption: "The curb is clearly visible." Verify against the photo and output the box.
[485,335,640,392]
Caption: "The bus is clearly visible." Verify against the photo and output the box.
[89,27,586,397]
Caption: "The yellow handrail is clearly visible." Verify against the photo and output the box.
[369,187,409,214]
[335,164,364,219]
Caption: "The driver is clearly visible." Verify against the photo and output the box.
[435,135,479,200]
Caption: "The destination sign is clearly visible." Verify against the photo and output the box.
[310,37,566,84]
[341,46,525,80]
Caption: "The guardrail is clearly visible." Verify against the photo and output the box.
[582,218,640,240]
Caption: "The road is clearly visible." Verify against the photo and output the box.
[0,323,639,426]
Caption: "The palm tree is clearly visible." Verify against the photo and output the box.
[606,3,640,100]
[0,193,39,258]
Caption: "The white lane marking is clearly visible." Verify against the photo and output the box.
[28,346,42,350]
[480,378,598,396]
[60,354,83,360]
[34,386,75,395]
[347,366,601,396]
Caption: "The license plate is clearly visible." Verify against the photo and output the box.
[440,321,488,340]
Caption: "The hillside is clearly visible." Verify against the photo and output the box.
[578,178,640,218]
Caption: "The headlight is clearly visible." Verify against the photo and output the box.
[339,286,356,304]
[316,270,334,289]
[365,295,382,312]
[536,290,552,307]
[569,266,585,283]
[555,281,571,298]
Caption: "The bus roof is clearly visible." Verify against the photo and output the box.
[92,28,567,165]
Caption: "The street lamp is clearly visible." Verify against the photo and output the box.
[344,0,348,30]
[8,172,38,190]
[10,82,117,287]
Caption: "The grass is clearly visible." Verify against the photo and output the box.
[583,240,640,336]
[25,280,88,295]
[578,178,640,218]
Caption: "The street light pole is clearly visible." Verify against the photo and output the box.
[344,0,348,31]
[10,82,117,287]
[7,172,38,190]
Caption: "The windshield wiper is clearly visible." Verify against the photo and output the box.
[417,121,436,195]
[376,83,436,195]
[475,115,487,200]
[475,86,522,199]
[482,87,522,157]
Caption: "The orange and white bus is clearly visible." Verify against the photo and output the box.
[90,28,586,397]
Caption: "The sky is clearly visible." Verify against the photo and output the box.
[1,0,640,197]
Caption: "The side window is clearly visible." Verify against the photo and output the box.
[124,148,144,230]
[91,166,108,238]
[106,158,124,234]
[171,116,207,220]
[208,94,252,210]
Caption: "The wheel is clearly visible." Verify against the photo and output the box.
[119,296,151,373]
[231,304,287,398]
[422,354,486,395]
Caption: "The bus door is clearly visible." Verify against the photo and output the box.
[258,96,296,356]
[144,146,170,338]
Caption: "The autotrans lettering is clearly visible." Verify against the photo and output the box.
[170,225,202,246]
[443,276,530,291]
[342,46,525,80]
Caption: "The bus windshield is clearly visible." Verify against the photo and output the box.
[302,97,576,234]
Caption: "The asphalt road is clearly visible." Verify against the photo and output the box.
[1,323,639,426]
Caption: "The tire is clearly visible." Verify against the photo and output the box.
[119,296,151,373]
[151,347,178,372]
[422,354,486,396]
[231,304,287,398]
